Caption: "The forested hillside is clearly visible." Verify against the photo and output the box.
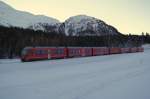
[0,26,149,58]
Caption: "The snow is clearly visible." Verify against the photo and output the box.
[0,1,60,28]
[0,47,150,99]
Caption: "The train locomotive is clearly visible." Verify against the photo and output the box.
[21,47,144,62]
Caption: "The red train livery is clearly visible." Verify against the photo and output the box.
[21,47,144,62]
[121,48,130,53]
[92,47,109,56]
[109,47,121,54]
[21,47,67,61]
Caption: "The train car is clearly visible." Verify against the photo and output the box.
[109,47,121,54]
[21,47,67,62]
[92,47,109,56]
[81,47,93,57]
[120,48,130,53]
[137,47,144,52]
[67,47,82,58]
[130,47,138,53]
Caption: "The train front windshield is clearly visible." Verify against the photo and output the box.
[21,48,30,56]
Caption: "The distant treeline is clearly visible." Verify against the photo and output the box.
[0,26,149,58]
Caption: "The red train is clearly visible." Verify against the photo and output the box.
[21,47,144,62]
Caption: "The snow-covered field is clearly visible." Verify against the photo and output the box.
[0,47,150,99]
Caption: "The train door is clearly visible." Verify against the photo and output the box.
[82,48,85,57]
[48,49,51,59]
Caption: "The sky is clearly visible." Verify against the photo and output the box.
[1,0,150,35]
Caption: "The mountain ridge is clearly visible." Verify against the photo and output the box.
[0,1,121,36]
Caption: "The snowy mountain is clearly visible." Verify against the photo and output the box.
[0,1,121,36]
[0,1,60,31]
[62,15,120,36]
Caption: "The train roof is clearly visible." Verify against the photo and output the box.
[23,47,66,49]
[23,46,110,49]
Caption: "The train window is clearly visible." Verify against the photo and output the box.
[73,50,75,54]
[41,50,46,55]
[51,49,64,55]
[70,49,73,54]
[35,50,40,55]
[85,49,90,54]
[73,50,74,53]
[35,49,46,55]
[70,49,74,55]
[77,50,79,54]
[57,49,60,54]
[61,49,64,54]
[44,50,48,54]
[57,49,64,54]
[73,50,74,54]
[41,50,48,55]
